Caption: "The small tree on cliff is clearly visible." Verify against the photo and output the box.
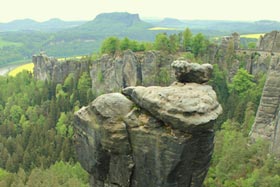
[77,72,92,106]
[183,28,192,51]
[101,37,120,54]
[192,33,208,57]
[154,33,171,53]
[169,34,180,53]
[120,37,130,51]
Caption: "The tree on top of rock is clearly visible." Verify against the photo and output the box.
[183,28,192,51]
[78,72,92,106]
[101,37,120,54]
[154,33,171,53]
[192,33,208,57]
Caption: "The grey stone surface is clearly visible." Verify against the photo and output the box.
[33,53,89,83]
[257,31,280,52]
[272,111,280,156]
[33,53,56,81]
[75,93,134,187]
[171,60,213,83]
[250,56,280,156]
[33,50,177,93]
[220,33,240,51]
[90,50,176,94]
[122,82,222,131]
[74,79,222,187]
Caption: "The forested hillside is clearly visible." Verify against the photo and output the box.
[0,25,280,186]
[0,70,92,186]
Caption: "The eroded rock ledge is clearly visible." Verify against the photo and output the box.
[74,60,222,187]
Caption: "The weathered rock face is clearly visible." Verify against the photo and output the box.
[33,50,177,92]
[245,52,271,75]
[209,33,241,79]
[171,60,213,83]
[220,33,240,51]
[33,53,90,83]
[272,111,280,155]
[228,51,271,79]
[33,53,57,81]
[90,50,176,94]
[250,56,280,156]
[74,61,222,187]
[257,31,280,52]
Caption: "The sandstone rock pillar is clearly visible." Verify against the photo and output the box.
[74,60,222,187]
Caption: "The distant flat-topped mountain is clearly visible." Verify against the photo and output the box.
[92,12,143,26]
[54,12,155,42]
[74,12,152,35]
[0,18,86,32]
[157,18,186,27]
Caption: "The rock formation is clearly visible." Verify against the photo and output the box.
[91,50,176,93]
[257,31,280,52]
[33,50,176,92]
[272,111,280,155]
[74,60,222,187]
[171,60,213,84]
[33,53,90,83]
[250,56,280,155]
[220,32,240,51]
[245,52,271,75]
[217,31,280,157]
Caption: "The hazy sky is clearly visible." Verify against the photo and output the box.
[1,0,279,22]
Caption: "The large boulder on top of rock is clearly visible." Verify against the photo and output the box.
[171,60,213,83]
[122,82,222,132]
[74,61,222,187]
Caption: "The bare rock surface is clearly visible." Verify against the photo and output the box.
[74,61,222,187]
[122,82,222,131]
[250,56,280,156]
[171,60,213,83]
[33,53,89,83]
[257,31,280,52]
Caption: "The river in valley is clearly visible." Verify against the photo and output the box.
[0,64,20,76]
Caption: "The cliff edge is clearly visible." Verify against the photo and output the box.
[250,56,280,156]
[74,60,222,187]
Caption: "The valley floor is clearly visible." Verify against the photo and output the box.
[0,64,18,75]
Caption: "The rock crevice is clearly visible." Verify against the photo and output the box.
[74,60,222,187]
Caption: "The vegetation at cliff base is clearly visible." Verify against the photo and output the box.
[205,53,280,186]
[0,70,92,186]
